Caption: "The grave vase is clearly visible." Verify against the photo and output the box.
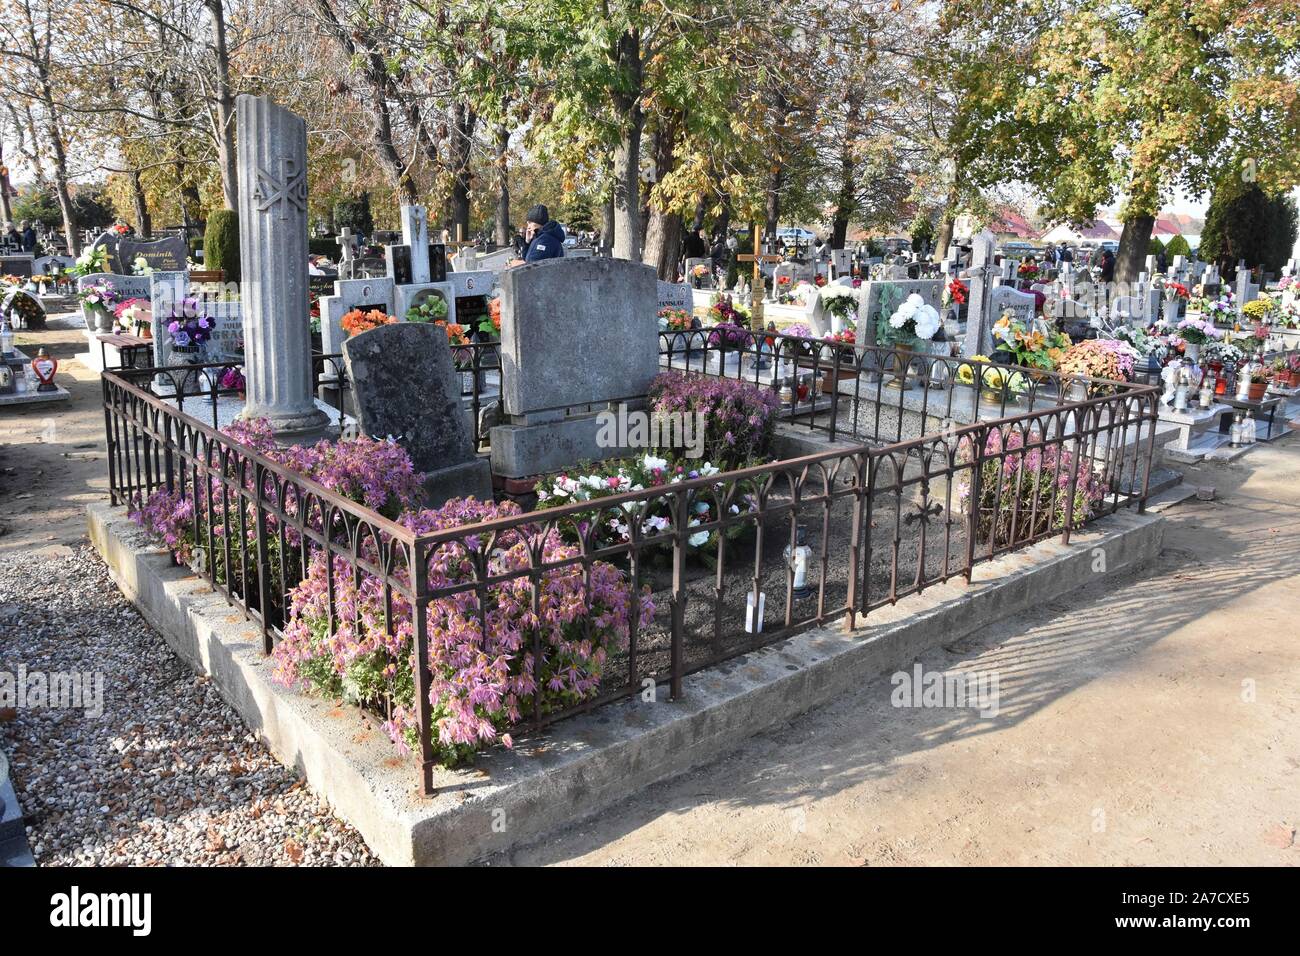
[1183,341,1201,364]
[83,303,112,333]
[169,344,203,395]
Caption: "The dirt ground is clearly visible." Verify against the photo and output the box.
[491,440,1300,866]
[6,316,1298,866]
[0,315,110,557]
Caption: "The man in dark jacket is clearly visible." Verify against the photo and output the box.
[19,220,37,252]
[1098,248,1116,282]
[512,204,565,264]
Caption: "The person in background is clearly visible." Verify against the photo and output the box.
[19,220,37,252]
[1155,247,1168,274]
[3,221,19,248]
[1058,243,1073,264]
[683,226,706,260]
[1097,247,1116,282]
[508,205,565,266]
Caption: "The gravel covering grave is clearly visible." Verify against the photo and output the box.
[0,545,379,866]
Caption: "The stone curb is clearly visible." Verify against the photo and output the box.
[88,501,1163,865]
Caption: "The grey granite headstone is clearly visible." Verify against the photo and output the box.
[961,230,997,356]
[491,256,657,477]
[318,276,395,364]
[342,321,491,505]
[657,279,693,313]
[854,277,943,376]
[235,93,329,442]
[499,256,657,415]
[89,230,123,273]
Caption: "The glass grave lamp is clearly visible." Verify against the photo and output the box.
[0,321,13,357]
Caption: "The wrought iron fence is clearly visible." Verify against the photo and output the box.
[102,342,1158,795]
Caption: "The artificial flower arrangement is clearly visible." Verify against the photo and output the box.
[475,296,503,338]
[1163,281,1190,301]
[71,244,110,277]
[77,278,118,312]
[1056,338,1137,385]
[818,283,859,322]
[779,322,816,358]
[534,453,753,556]
[341,308,396,337]
[1268,356,1297,388]
[778,279,818,306]
[1100,322,1163,361]
[824,328,856,346]
[658,307,693,332]
[884,292,941,345]
[434,320,470,346]
[991,311,1071,371]
[706,297,750,327]
[1172,316,1222,346]
[692,263,710,279]
[405,294,449,324]
[814,274,827,287]
[1017,261,1040,281]
[113,297,152,337]
[1202,339,1245,366]
[132,255,154,277]
[166,311,214,349]
[219,366,245,395]
[946,279,968,306]
[955,355,1028,396]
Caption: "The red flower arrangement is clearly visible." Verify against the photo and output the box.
[777,275,792,288]
[1164,282,1190,300]
[948,279,968,305]
[1017,262,1040,280]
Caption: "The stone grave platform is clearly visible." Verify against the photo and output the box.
[0,347,72,407]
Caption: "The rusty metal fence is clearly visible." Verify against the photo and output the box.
[102,342,1158,794]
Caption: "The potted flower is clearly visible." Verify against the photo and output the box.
[705,322,753,374]
[1171,317,1220,363]
[691,263,710,289]
[818,284,859,333]
[956,355,1028,404]
[1269,356,1296,389]
[77,279,118,333]
[1056,339,1137,399]
[1246,366,1269,401]
[883,292,941,379]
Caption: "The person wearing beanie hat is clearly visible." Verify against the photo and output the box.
[509,203,566,265]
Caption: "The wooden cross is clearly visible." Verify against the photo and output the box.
[736,223,783,325]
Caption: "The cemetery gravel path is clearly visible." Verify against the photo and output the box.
[493,436,1300,866]
[1,316,378,865]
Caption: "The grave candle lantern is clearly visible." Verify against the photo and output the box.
[31,347,58,392]
[0,321,13,357]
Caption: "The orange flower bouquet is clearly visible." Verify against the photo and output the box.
[341,308,396,337]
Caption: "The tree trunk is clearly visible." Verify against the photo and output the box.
[494,123,510,246]
[601,189,615,257]
[831,213,850,250]
[446,102,476,240]
[206,0,239,210]
[610,28,643,261]
[934,215,955,263]
[643,208,682,281]
[130,169,152,238]
[1115,214,1155,284]
[0,142,11,224]
[764,166,782,238]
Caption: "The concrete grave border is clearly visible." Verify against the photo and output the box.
[88,500,1163,865]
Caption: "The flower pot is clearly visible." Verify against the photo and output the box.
[83,304,112,333]
[1183,341,1201,364]
[169,344,203,395]
[1248,381,1267,401]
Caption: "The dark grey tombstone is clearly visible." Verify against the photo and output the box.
[386,244,413,285]
[342,321,491,506]
[117,235,189,274]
